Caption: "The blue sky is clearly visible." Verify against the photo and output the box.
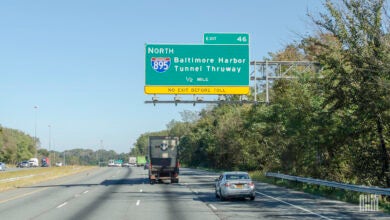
[0,0,325,153]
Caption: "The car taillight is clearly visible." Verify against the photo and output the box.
[248,182,255,188]
[224,182,231,187]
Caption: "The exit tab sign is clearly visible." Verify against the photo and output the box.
[204,33,249,45]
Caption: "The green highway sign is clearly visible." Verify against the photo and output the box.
[204,33,249,45]
[145,44,249,94]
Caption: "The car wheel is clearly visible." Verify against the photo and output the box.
[250,196,255,201]
[215,190,220,198]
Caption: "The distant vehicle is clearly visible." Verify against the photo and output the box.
[129,157,137,166]
[114,160,123,167]
[122,162,130,167]
[28,158,39,167]
[17,161,30,168]
[108,160,115,167]
[136,156,147,167]
[41,157,50,167]
[55,162,63,167]
[0,162,6,171]
[215,171,256,201]
[148,136,179,184]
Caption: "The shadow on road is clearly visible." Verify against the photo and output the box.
[17,177,148,188]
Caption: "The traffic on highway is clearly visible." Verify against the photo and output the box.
[0,166,389,220]
[1,0,390,219]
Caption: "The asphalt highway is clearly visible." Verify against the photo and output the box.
[0,167,389,220]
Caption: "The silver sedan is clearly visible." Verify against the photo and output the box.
[215,171,256,201]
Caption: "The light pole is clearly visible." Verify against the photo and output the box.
[48,125,51,166]
[100,140,103,166]
[34,105,38,158]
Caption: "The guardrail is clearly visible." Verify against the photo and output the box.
[266,172,390,196]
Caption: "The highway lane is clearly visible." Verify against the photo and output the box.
[181,169,390,219]
[0,167,218,220]
[0,167,389,219]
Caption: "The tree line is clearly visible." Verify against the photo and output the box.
[0,125,128,166]
[132,0,390,187]
[0,126,36,164]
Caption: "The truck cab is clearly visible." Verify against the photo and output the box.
[28,158,39,167]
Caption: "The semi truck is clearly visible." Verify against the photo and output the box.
[129,157,137,166]
[148,136,179,184]
[41,157,50,167]
[28,158,39,167]
[136,156,147,167]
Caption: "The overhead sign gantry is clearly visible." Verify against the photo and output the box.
[144,33,322,105]
[144,33,250,95]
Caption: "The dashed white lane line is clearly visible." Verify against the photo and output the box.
[255,191,333,220]
[83,190,89,194]
[57,202,68,209]
[140,189,143,193]
[208,204,217,211]
[136,200,141,206]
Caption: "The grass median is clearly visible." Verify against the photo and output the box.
[0,166,97,192]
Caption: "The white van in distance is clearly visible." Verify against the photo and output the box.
[28,158,39,167]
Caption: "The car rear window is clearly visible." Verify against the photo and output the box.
[226,174,249,180]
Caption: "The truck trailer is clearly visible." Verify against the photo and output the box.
[129,157,137,166]
[136,156,147,167]
[148,136,179,184]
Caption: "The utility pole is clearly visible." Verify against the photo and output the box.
[100,140,103,166]
[34,106,38,158]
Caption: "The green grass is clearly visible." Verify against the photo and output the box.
[0,166,97,192]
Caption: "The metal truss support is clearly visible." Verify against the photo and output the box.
[144,95,265,105]
[145,61,322,105]
[250,61,322,103]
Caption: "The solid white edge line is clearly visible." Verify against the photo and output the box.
[136,200,141,206]
[57,202,68,208]
[209,204,217,211]
[255,191,333,220]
